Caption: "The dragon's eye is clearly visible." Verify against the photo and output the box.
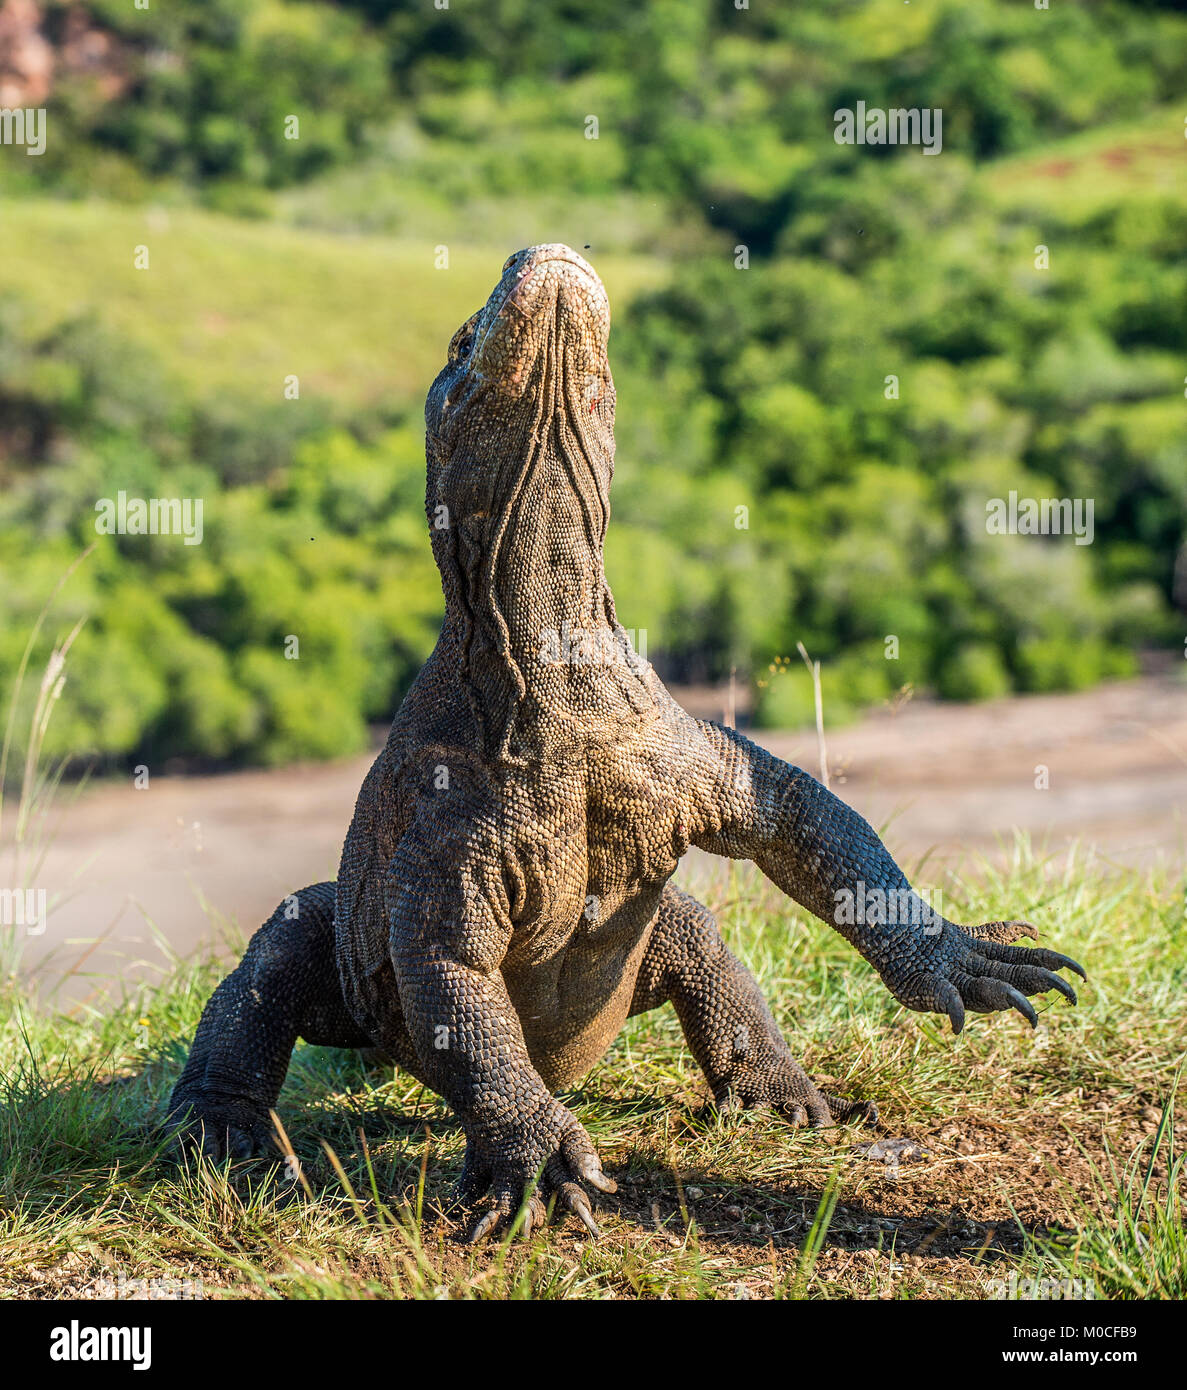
[456,332,473,361]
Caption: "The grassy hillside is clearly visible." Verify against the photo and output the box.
[0,200,667,408]
[984,107,1185,216]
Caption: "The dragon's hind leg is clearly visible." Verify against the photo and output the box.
[630,885,877,1127]
[166,880,371,1160]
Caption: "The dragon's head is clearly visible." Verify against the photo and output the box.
[424,243,615,526]
[423,247,645,756]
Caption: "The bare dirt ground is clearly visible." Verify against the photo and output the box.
[16,674,1186,1000]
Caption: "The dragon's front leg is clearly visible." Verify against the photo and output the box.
[691,723,1085,1034]
[387,834,616,1242]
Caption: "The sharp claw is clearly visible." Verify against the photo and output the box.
[1003,984,1038,1028]
[1031,948,1086,980]
[576,1207,600,1239]
[825,1095,879,1128]
[978,939,1088,983]
[578,1156,617,1194]
[566,1189,601,1239]
[937,979,965,1034]
[468,1209,501,1245]
[1046,972,1078,1005]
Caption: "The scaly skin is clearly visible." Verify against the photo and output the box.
[167,245,1085,1240]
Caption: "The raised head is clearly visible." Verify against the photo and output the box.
[425,243,615,525]
[423,245,643,760]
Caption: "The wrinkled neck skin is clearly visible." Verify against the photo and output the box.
[427,330,652,765]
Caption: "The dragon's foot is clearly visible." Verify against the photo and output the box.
[711,1065,878,1130]
[165,1088,279,1163]
[817,1090,879,1126]
[883,917,1086,1034]
[454,1105,617,1243]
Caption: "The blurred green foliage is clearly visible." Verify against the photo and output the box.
[1,0,1185,769]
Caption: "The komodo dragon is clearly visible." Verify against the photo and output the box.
[167,243,1085,1240]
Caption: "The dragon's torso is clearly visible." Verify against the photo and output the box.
[334,638,723,1087]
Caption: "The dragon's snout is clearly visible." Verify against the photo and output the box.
[472,243,610,396]
[501,240,604,296]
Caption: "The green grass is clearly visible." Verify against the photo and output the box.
[1,844,1182,1300]
[0,199,667,409]
[1020,1087,1185,1300]
[984,106,1186,217]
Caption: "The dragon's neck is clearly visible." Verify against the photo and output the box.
[436,447,651,761]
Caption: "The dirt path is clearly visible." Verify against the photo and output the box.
[10,676,1185,1000]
